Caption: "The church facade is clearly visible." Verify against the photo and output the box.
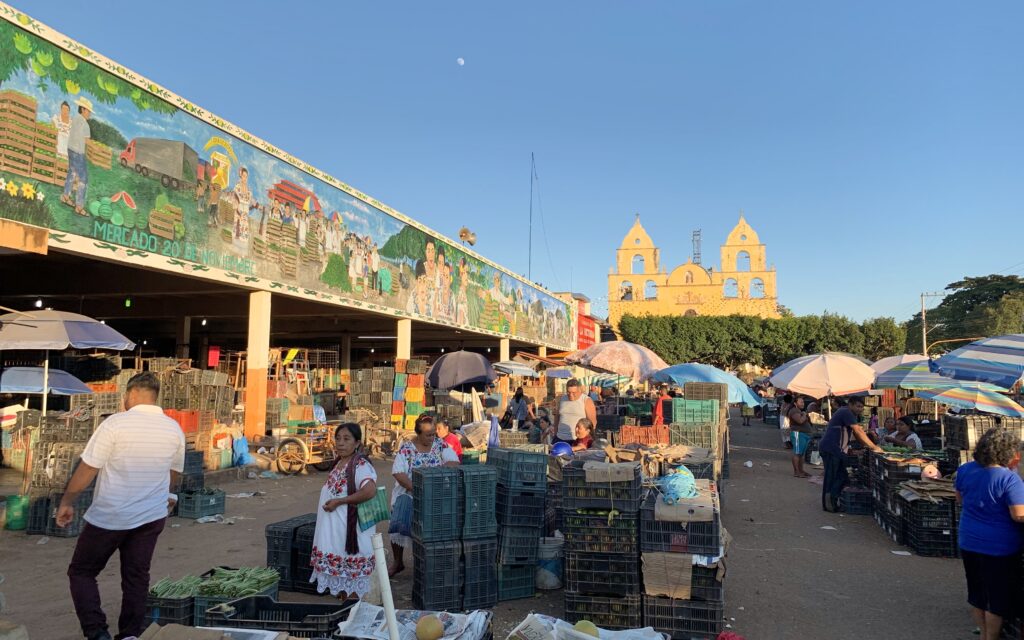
[607,215,780,328]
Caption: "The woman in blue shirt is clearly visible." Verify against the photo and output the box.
[955,427,1024,640]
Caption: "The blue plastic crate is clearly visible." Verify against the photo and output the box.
[412,540,463,612]
[413,467,464,542]
[462,538,498,609]
[671,399,720,424]
[497,564,535,601]
[176,489,226,519]
[487,447,547,490]
[462,466,498,540]
[498,526,541,565]
[496,486,545,528]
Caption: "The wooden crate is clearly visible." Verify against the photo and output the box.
[149,210,176,239]
[85,139,112,169]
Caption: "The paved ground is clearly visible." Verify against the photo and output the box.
[0,418,974,639]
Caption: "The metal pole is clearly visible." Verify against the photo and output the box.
[41,351,49,416]
[921,293,928,356]
[528,152,534,281]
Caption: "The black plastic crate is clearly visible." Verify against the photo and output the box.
[881,457,937,484]
[412,540,463,611]
[487,447,547,489]
[642,595,724,639]
[291,523,318,593]
[564,593,641,631]
[462,466,498,540]
[463,538,498,609]
[563,511,639,555]
[265,513,318,590]
[45,489,92,537]
[898,494,958,530]
[905,523,959,558]
[178,471,205,493]
[497,564,535,601]
[184,450,205,475]
[25,490,51,535]
[690,564,725,603]
[639,493,720,556]
[144,595,193,627]
[562,461,643,513]
[874,507,905,546]
[839,486,873,515]
[496,486,545,528]
[413,467,464,542]
[564,552,640,596]
[498,526,542,565]
[204,595,354,638]
[176,489,226,519]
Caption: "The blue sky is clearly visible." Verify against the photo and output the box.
[17,1,1024,322]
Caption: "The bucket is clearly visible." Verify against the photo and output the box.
[536,536,563,590]
[4,495,27,531]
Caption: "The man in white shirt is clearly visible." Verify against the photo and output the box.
[58,372,185,640]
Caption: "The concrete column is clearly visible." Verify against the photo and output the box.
[396,319,412,360]
[538,346,547,359]
[341,335,352,370]
[499,338,510,362]
[175,316,191,360]
[244,291,271,440]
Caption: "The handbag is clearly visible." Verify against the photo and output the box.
[357,486,390,532]
[387,493,413,537]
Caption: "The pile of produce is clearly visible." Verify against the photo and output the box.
[148,575,202,599]
[197,567,279,597]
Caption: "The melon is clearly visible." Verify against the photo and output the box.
[574,620,599,638]
[416,615,444,640]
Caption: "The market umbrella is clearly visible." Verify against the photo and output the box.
[651,363,762,407]
[0,367,92,395]
[875,361,1007,392]
[931,334,1024,390]
[425,350,497,390]
[564,341,669,382]
[0,309,135,414]
[545,369,572,379]
[493,361,540,378]
[583,373,633,388]
[915,387,1024,418]
[769,353,875,399]
[870,354,927,375]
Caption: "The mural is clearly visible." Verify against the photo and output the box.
[0,13,572,348]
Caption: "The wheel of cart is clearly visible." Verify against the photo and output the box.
[274,425,337,475]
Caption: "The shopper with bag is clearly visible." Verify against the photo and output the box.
[387,415,459,576]
[309,423,379,599]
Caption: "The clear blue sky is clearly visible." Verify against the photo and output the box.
[18,1,1024,322]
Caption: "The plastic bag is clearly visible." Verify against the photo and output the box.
[233,436,255,466]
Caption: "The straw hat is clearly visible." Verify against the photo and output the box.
[75,96,93,111]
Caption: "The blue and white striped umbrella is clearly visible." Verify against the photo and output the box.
[931,335,1024,390]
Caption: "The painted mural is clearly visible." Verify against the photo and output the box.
[0,12,572,348]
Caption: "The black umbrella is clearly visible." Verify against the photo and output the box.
[425,350,497,391]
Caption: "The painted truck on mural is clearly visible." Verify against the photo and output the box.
[0,11,573,349]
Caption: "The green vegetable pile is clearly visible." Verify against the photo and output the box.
[149,575,202,599]
[197,567,280,597]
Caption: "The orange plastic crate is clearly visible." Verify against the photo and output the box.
[391,400,405,415]
[617,425,669,446]
[407,374,425,388]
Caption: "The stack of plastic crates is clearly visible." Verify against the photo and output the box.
[562,460,642,630]
[412,467,464,611]
[640,483,725,640]
[870,452,939,544]
[461,466,498,609]
[264,513,318,590]
[898,491,960,558]
[291,522,318,594]
[839,486,873,515]
[488,447,546,601]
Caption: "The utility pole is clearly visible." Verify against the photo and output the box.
[920,291,944,355]
[528,152,534,281]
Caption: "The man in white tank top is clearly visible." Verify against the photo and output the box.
[553,378,597,443]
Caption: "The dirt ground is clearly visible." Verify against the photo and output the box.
[0,416,974,640]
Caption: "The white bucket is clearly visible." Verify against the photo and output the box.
[536,536,563,590]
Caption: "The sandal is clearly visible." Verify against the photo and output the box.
[75,206,88,216]
[60,194,73,207]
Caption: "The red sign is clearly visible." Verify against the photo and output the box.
[578,315,597,350]
[208,346,221,368]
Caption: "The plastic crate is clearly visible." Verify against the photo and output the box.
[413,467,464,542]
[564,593,641,631]
[561,461,642,513]
[45,489,92,537]
[497,564,535,601]
[487,447,547,490]
[905,523,959,558]
[499,430,531,448]
[668,422,718,449]
[615,425,669,447]
[874,507,905,546]
[498,526,542,565]
[25,490,51,535]
[496,486,545,528]
[690,564,725,602]
[462,538,498,609]
[265,513,318,589]
[642,595,724,639]
[292,523,317,594]
[193,579,279,627]
[881,456,937,483]
[183,450,205,475]
[640,493,720,556]
[178,472,205,493]
[671,399,720,425]
[461,466,498,540]
[564,552,640,596]
[412,540,463,611]
[839,486,873,516]
[204,595,354,637]
[898,494,958,530]
[942,414,1016,450]
[176,489,226,519]
[563,511,639,555]
[144,595,193,627]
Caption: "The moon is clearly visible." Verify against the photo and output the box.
[456,57,465,66]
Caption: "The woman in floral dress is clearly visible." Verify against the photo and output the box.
[387,415,459,576]
[310,423,378,599]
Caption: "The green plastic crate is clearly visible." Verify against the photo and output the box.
[671,399,720,424]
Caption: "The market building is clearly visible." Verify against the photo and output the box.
[606,215,781,328]
[0,10,574,439]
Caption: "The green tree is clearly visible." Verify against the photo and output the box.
[860,317,907,361]
[978,292,1024,336]
[906,275,1024,353]
[87,119,127,151]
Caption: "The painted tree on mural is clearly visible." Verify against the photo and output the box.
[0,20,176,115]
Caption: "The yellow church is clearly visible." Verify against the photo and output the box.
[607,215,780,328]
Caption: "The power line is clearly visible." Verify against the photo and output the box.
[532,158,562,290]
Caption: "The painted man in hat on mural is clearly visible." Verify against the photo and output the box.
[61,95,92,216]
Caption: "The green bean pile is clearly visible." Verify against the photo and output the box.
[149,576,203,598]
[196,567,280,597]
